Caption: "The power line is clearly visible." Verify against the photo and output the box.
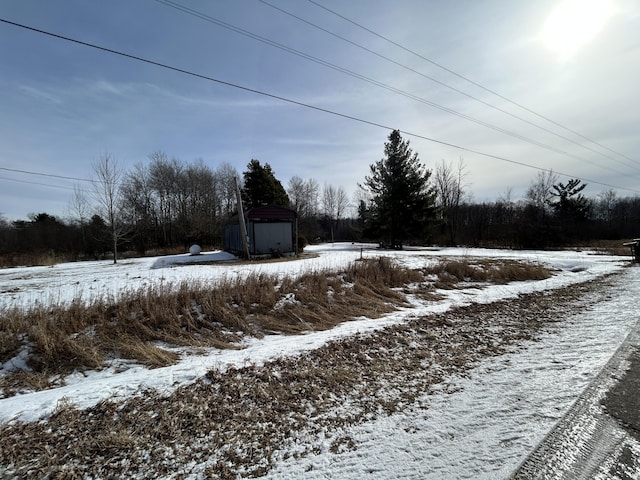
[151,0,640,182]
[1,17,639,196]
[258,0,640,174]
[0,175,91,193]
[0,167,94,184]
[306,0,640,168]
[151,1,602,167]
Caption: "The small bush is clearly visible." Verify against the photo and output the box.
[297,234,308,253]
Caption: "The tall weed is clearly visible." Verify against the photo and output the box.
[0,256,552,394]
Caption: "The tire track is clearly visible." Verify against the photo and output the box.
[510,319,640,479]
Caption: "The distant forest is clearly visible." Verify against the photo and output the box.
[1,149,639,266]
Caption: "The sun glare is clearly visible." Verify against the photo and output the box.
[541,0,613,59]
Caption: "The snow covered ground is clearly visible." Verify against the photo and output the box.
[1,243,638,478]
[0,243,613,309]
[265,266,640,479]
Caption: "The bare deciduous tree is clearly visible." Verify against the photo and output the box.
[92,153,125,264]
[526,170,558,213]
[322,183,349,243]
[183,159,218,243]
[148,152,185,246]
[288,176,320,219]
[215,162,239,217]
[121,163,156,254]
[322,183,349,222]
[594,189,617,226]
[497,186,513,206]
[434,157,468,245]
[68,183,91,255]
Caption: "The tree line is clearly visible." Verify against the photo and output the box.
[1,130,639,264]
[358,130,640,249]
[0,151,354,263]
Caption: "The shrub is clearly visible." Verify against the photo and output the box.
[297,234,308,253]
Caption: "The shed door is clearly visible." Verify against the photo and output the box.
[253,223,292,254]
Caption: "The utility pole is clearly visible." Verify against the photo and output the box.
[234,176,251,260]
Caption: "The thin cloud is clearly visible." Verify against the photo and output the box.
[18,85,63,104]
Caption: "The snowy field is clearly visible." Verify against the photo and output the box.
[1,243,638,478]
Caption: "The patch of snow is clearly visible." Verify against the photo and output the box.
[1,345,31,374]
[274,292,301,310]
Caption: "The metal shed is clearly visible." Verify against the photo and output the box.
[623,239,640,263]
[223,206,298,258]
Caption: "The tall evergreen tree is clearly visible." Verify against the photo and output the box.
[362,130,437,248]
[550,178,590,222]
[550,178,591,242]
[241,159,289,209]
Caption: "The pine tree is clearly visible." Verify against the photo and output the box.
[362,130,437,248]
[550,178,591,222]
[241,159,289,209]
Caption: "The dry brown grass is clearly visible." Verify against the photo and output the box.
[0,331,21,362]
[0,272,619,479]
[484,259,552,283]
[0,370,56,395]
[580,239,637,257]
[0,252,63,268]
[424,258,551,288]
[0,256,554,397]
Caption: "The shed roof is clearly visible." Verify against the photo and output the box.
[227,205,297,224]
[246,205,297,220]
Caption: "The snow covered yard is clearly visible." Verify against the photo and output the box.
[0,243,638,478]
[264,270,640,480]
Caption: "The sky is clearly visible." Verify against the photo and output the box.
[1,0,639,221]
